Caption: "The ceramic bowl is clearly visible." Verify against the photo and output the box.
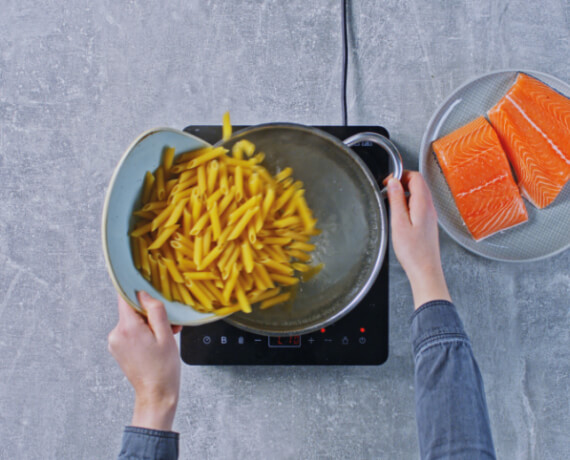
[102,127,228,325]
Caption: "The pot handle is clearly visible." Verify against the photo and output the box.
[343,132,403,197]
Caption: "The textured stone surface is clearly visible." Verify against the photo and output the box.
[1,1,569,459]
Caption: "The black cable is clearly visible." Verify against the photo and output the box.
[341,0,348,126]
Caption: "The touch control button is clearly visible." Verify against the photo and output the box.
[342,336,349,345]
[359,337,367,345]
[203,336,212,345]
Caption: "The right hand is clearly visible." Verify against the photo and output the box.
[387,171,451,309]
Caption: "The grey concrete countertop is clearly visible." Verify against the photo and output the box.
[1,1,569,459]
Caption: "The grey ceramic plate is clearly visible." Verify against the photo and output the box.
[419,70,570,262]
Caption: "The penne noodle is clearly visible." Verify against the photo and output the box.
[235,280,251,313]
[131,221,153,237]
[186,280,212,309]
[157,258,172,301]
[282,189,303,217]
[202,280,228,306]
[197,164,207,195]
[174,147,211,165]
[142,171,155,205]
[206,188,224,209]
[133,210,156,220]
[234,165,244,200]
[247,221,257,244]
[261,187,275,218]
[262,237,291,246]
[177,258,197,271]
[229,195,262,224]
[151,201,177,231]
[250,287,281,304]
[189,148,227,169]
[131,236,141,269]
[273,216,302,229]
[171,282,182,302]
[275,167,293,182]
[142,201,168,212]
[208,201,221,241]
[222,265,239,303]
[148,225,179,250]
[222,112,232,141]
[232,139,256,159]
[165,178,178,196]
[217,242,236,272]
[156,166,166,200]
[164,198,189,228]
[296,194,316,232]
[177,283,195,306]
[202,226,212,254]
[288,241,316,252]
[286,249,312,262]
[213,304,242,316]
[250,152,265,165]
[198,244,224,271]
[240,241,254,273]
[148,254,161,291]
[163,146,175,173]
[193,236,203,267]
[190,212,210,236]
[219,161,229,193]
[292,262,310,272]
[183,271,218,281]
[254,263,275,288]
[228,207,259,241]
[218,186,236,215]
[301,262,324,282]
[260,292,291,310]
[261,258,294,276]
[162,257,184,283]
[221,245,241,279]
[269,273,299,286]
[182,208,192,236]
[273,186,296,211]
[190,188,203,223]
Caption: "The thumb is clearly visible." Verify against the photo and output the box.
[387,178,410,231]
[138,291,172,342]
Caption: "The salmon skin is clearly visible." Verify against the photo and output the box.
[433,116,528,241]
[488,73,570,209]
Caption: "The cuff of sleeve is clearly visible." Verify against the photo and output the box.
[120,426,179,459]
[124,426,179,439]
[410,300,468,357]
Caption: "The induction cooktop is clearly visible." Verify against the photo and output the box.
[180,125,390,365]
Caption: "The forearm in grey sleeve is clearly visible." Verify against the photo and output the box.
[118,426,179,460]
[411,300,496,460]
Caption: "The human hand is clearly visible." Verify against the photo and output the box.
[387,171,451,309]
[108,292,182,431]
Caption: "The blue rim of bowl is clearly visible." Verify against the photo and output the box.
[101,126,231,325]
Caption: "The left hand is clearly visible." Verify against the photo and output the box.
[108,292,182,431]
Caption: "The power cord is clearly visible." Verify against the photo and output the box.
[341,0,348,126]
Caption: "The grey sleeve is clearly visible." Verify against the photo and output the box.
[411,300,496,460]
[118,426,179,460]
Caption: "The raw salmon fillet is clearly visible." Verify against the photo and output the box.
[488,73,570,208]
[433,116,528,241]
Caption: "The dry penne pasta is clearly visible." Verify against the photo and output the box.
[130,113,322,314]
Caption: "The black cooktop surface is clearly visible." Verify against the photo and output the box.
[180,125,390,365]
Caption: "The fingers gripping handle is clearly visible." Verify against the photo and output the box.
[343,132,404,197]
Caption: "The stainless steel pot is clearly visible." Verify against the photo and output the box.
[215,124,403,336]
